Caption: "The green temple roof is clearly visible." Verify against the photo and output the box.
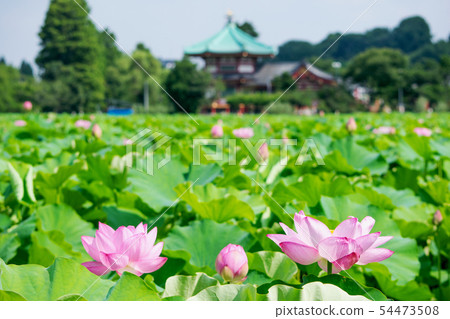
[184,22,277,56]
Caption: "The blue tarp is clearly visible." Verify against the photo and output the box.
[107,108,134,116]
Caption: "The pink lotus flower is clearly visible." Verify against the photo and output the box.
[23,101,32,111]
[81,222,167,276]
[211,124,224,138]
[373,126,396,135]
[216,244,248,283]
[233,128,254,139]
[414,127,432,137]
[75,119,91,129]
[258,142,269,161]
[14,120,26,127]
[267,211,393,274]
[346,117,357,133]
[92,123,102,139]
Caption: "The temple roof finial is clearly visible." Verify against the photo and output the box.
[226,10,233,23]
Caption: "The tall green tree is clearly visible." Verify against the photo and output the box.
[0,63,37,112]
[20,61,34,77]
[276,16,433,63]
[165,57,211,113]
[125,43,163,106]
[276,41,318,61]
[98,28,129,105]
[36,0,104,112]
[393,16,431,53]
[345,48,408,102]
[0,64,20,112]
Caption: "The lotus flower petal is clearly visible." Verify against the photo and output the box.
[333,217,361,238]
[360,216,375,236]
[372,236,393,248]
[133,257,168,274]
[317,236,362,263]
[355,232,380,251]
[279,242,320,265]
[357,248,394,265]
[81,261,109,276]
[294,211,331,247]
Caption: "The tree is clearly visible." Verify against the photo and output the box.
[272,72,293,91]
[33,62,97,112]
[124,43,163,107]
[410,40,450,63]
[328,34,369,60]
[345,48,408,102]
[0,64,20,112]
[365,28,394,48]
[275,16,433,63]
[98,28,129,105]
[404,56,450,109]
[164,57,211,113]
[276,41,317,61]
[393,16,431,53]
[237,22,258,38]
[0,63,38,112]
[20,61,34,77]
[36,0,104,112]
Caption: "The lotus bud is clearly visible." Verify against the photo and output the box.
[211,124,223,138]
[215,244,248,284]
[23,101,32,111]
[346,117,357,133]
[433,210,443,225]
[258,142,269,162]
[92,123,102,139]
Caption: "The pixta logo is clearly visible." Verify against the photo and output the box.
[125,129,172,175]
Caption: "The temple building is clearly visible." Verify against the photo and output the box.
[184,13,335,93]
[184,13,276,91]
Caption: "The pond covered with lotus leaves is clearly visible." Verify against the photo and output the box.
[0,112,449,301]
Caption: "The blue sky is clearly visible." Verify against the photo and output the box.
[1,0,449,70]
